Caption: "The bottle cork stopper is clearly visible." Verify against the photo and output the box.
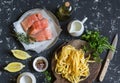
[65,2,70,7]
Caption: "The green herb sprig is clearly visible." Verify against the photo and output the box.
[82,30,114,62]
[43,71,51,83]
[15,33,30,44]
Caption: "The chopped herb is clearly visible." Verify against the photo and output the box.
[82,30,114,62]
[43,71,51,83]
[15,33,31,44]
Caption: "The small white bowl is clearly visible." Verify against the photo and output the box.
[17,72,36,83]
[33,56,48,72]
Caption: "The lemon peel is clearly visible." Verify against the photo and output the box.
[4,62,25,72]
[11,50,31,60]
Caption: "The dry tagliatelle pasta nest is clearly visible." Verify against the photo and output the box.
[55,45,90,83]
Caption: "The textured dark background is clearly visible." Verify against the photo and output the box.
[0,0,120,83]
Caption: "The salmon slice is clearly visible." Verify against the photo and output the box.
[40,18,49,29]
[44,28,52,40]
[21,14,39,32]
[28,21,43,35]
[36,13,43,20]
[30,28,52,42]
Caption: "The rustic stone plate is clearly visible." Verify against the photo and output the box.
[51,40,101,83]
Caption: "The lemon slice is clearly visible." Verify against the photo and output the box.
[4,62,25,72]
[11,50,31,60]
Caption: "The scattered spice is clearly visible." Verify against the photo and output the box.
[36,59,46,70]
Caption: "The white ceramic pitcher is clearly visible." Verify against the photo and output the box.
[68,17,88,37]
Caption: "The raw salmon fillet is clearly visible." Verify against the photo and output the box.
[41,18,48,29]
[36,13,43,20]
[21,14,39,32]
[29,21,43,35]
[30,28,52,42]
[28,18,49,35]
[21,13,52,42]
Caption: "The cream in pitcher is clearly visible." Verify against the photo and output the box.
[68,17,88,37]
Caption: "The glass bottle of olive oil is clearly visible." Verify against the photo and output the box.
[56,1,73,21]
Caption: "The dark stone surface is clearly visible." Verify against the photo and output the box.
[0,0,120,83]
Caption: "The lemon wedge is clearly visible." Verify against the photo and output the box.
[4,62,25,72]
[11,50,31,60]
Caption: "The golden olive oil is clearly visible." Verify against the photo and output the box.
[56,1,73,21]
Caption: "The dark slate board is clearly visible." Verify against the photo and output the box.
[0,0,120,83]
